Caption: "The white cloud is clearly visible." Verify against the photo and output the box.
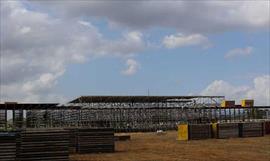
[78,20,92,27]
[122,59,140,76]
[33,1,270,33]
[201,75,270,105]
[99,31,144,57]
[246,75,270,105]
[225,46,253,58]
[163,33,211,49]
[0,1,145,102]
[20,26,31,34]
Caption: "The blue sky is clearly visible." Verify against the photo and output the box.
[56,27,269,101]
[0,1,269,105]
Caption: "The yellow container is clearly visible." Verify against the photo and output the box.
[177,124,188,141]
[241,99,254,107]
[211,123,217,138]
[221,100,235,107]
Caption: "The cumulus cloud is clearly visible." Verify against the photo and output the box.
[201,75,270,105]
[0,1,145,102]
[225,46,253,59]
[100,31,144,57]
[163,33,211,49]
[121,59,140,76]
[33,1,270,33]
[246,75,270,105]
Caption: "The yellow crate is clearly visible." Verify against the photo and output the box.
[221,100,235,107]
[241,99,254,107]
[177,124,188,141]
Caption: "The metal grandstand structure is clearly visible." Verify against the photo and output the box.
[1,96,270,132]
[69,96,224,108]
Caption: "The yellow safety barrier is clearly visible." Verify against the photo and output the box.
[211,123,217,138]
[241,99,254,107]
[177,124,188,141]
[221,100,235,107]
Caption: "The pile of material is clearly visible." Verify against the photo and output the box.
[0,132,17,161]
[212,123,239,139]
[114,135,131,141]
[17,129,69,161]
[265,121,270,134]
[178,121,268,141]
[177,124,211,140]
[77,128,115,153]
[188,124,212,140]
[239,122,264,137]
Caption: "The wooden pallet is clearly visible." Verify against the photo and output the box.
[114,135,131,141]
[0,132,17,161]
[188,124,211,140]
[17,129,69,161]
[216,123,239,139]
[76,128,115,154]
[64,128,77,154]
[239,122,264,137]
[264,121,270,135]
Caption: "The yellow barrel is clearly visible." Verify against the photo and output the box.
[177,124,188,141]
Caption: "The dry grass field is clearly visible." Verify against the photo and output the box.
[70,131,270,161]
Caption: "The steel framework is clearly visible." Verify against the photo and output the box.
[1,96,270,132]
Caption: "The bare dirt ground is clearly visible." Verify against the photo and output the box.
[70,131,270,161]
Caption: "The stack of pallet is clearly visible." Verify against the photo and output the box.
[178,122,267,141]
[17,129,69,161]
[114,135,131,141]
[0,110,7,130]
[0,132,17,161]
[188,124,211,140]
[64,128,77,153]
[77,128,114,153]
[239,122,264,137]
[264,121,270,135]
[213,123,239,139]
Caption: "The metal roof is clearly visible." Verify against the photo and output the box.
[0,102,59,110]
[69,95,225,103]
